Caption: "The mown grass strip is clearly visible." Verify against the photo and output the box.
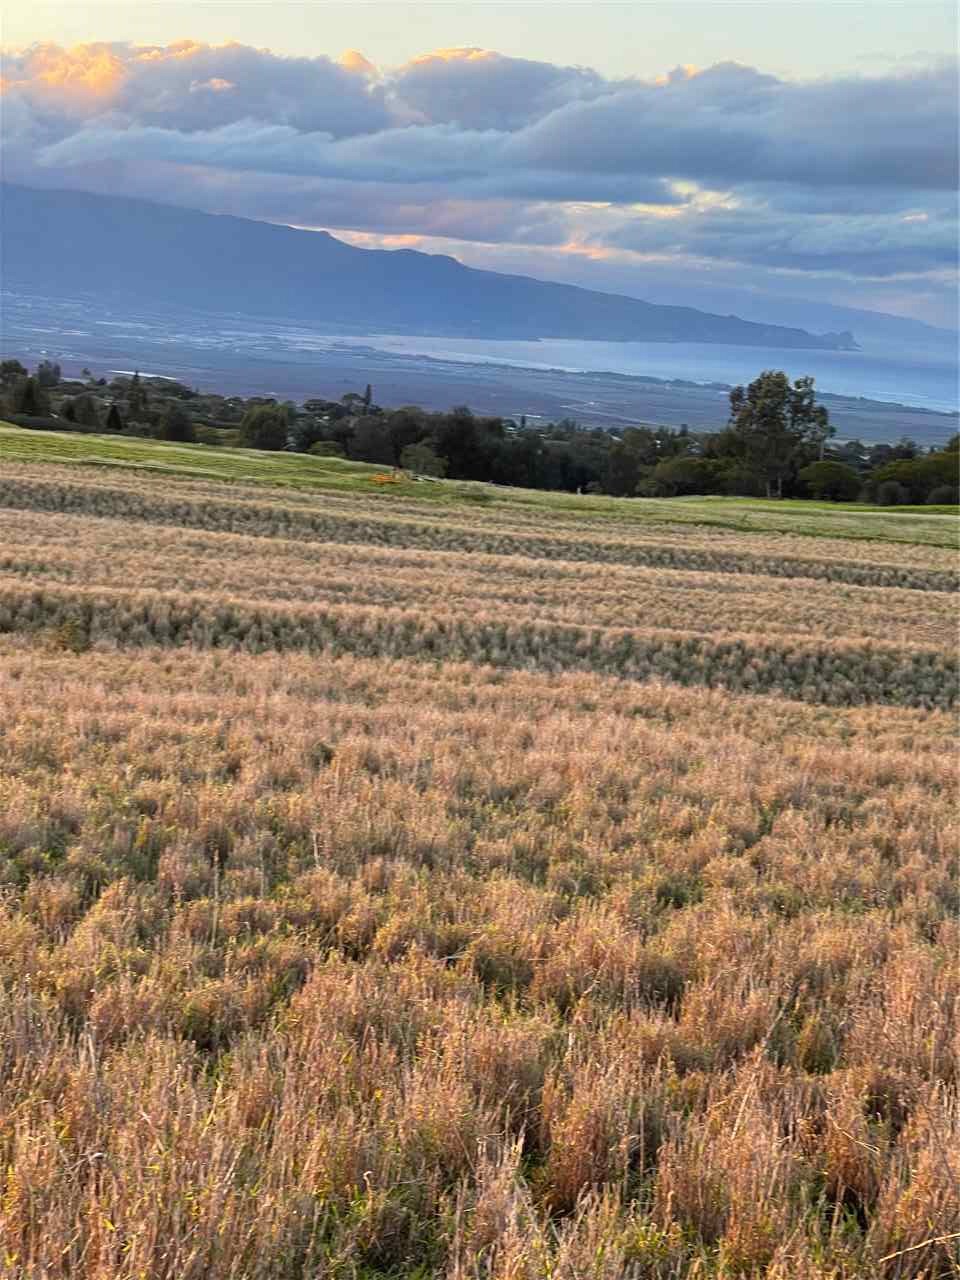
[2,422,957,547]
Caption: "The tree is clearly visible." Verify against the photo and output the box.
[385,409,424,465]
[401,442,447,477]
[36,360,61,388]
[127,371,146,419]
[641,456,719,497]
[728,371,829,498]
[240,404,289,451]
[105,404,124,434]
[799,460,861,502]
[160,403,196,443]
[870,452,959,504]
[13,376,50,416]
[351,415,394,465]
[0,359,27,386]
[868,438,919,468]
[876,480,910,506]
[72,393,102,429]
[603,441,642,497]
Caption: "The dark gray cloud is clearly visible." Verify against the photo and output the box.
[607,202,958,278]
[387,47,615,130]
[505,60,958,190]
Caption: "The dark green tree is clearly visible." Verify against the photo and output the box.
[352,415,394,465]
[400,442,447,477]
[0,359,27,386]
[72,393,101,429]
[798,461,862,502]
[239,404,289,450]
[36,360,61,388]
[127,371,146,419]
[13,376,50,416]
[105,404,124,433]
[160,403,196,443]
[603,441,642,497]
[385,409,425,465]
[728,371,829,498]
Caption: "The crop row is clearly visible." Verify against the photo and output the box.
[1,508,956,649]
[2,473,955,591]
[1,581,955,707]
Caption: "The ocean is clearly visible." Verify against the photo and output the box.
[321,334,960,414]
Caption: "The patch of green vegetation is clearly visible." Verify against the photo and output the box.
[1,422,956,546]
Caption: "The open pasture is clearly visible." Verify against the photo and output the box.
[0,440,957,1278]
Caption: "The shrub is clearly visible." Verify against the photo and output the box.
[872,452,959,503]
[876,480,910,507]
[642,456,720,497]
[240,404,290,451]
[718,464,765,497]
[799,461,862,502]
[401,442,447,477]
[926,484,958,505]
[159,404,196,444]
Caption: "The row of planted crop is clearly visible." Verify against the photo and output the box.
[1,580,955,707]
[2,472,955,591]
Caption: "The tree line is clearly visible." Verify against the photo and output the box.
[3,360,957,505]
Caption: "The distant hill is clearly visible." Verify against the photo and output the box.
[2,184,858,351]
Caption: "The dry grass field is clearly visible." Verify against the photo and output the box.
[0,441,957,1279]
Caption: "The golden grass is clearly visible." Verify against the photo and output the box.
[0,461,957,1278]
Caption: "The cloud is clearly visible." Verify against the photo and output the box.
[606,199,959,278]
[2,40,389,135]
[389,46,615,130]
[1,39,957,317]
[505,60,958,191]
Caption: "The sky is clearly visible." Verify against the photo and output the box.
[2,1,958,327]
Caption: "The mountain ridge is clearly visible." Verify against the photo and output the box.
[2,183,858,352]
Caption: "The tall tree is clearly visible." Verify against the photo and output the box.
[36,360,61,388]
[728,370,829,498]
[72,393,101,428]
[127,371,146,419]
[13,376,50,416]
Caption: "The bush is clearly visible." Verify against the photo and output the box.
[159,404,196,444]
[642,456,720,497]
[401,443,447,477]
[308,441,346,458]
[926,485,958,505]
[240,405,290,451]
[798,461,862,502]
[717,464,765,498]
[876,480,910,506]
[871,452,958,503]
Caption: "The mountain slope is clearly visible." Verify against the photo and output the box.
[2,184,857,350]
